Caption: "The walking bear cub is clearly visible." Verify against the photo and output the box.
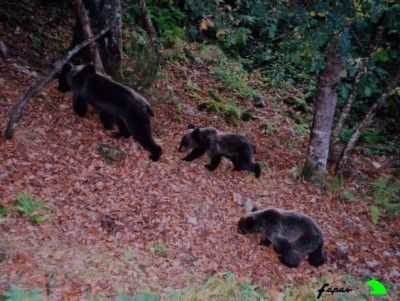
[178,126,261,178]
[238,207,326,268]
[57,63,162,161]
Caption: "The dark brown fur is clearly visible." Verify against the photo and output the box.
[178,127,260,178]
[238,208,326,268]
[57,64,162,161]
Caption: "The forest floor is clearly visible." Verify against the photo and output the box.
[0,3,399,301]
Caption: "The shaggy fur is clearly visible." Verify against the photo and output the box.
[178,127,260,178]
[238,207,326,268]
[58,63,162,161]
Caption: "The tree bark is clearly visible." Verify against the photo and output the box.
[4,21,117,139]
[138,0,160,66]
[73,0,123,78]
[74,0,105,73]
[328,69,364,163]
[335,63,400,174]
[302,43,341,185]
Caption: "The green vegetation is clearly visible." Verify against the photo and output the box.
[153,243,168,256]
[1,285,43,301]
[0,206,8,224]
[13,192,46,224]
[370,176,400,224]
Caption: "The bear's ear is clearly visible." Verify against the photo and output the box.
[251,206,259,212]
[81,64,96,74]
[192,128,201,142]
[187,123,196,129]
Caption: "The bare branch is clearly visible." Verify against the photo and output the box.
[335,62,400,173]
[4,18,117,139]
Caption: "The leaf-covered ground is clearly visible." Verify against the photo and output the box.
[0,5,399,301]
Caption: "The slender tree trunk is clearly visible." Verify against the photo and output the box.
[138,0,160,66]
[74,0,105,73]
[335,63,400,173]
[302,43,341,185]
[328,69,365,163]
[328,12,387,165]
[72,0,123,78]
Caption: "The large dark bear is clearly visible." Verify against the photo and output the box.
[58,63,162,161]
[178,126,261,178]
[238,207,326,268]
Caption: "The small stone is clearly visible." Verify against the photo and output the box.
[372,161,381,168]
[253,94,265,108]
[185,108,195,116]
[336,242,349,255]
[188,217,197,225]
[390,269,400,278]
[366,259,380,268]
[245,198,253,212]
[233,192,243,205]
[342,215,353,228]
[288,128,296,137]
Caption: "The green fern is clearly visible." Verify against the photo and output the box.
[322,174,343,192]
[2,285,43,301]
[372,176,400,212]
[371,206,380,225]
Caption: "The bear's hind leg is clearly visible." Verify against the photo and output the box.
[279,249,301,268]
[100,111,114,130]
[113,118,131,138]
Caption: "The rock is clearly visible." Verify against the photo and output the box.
[245,198,254,212]
[366,259,380,268]
[188,217,197,225]
[252,94,265,108]
[13,63,31,75]
[98,144,125,162]
[233,192,243,205]
[390,269,400,278]
[372,161,381,168]
[185,107,195,116]
[287,128,296,137]
[342,215,353,228]
[336,242,349,255]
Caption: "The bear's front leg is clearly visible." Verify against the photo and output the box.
[205,155,221,171]
[182,147,206,161]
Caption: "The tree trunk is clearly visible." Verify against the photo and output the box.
[139,0,160,66]
[328,12,387,165]
[74,0,105,73]
[335,63,400,174]
[302,43,341,185]
[328,69,364,164]
[72,0,123,78]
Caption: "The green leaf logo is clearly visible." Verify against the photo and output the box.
[367,278,387,295]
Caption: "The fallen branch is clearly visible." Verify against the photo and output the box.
[4,19,116,139]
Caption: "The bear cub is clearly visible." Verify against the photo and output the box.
[57,63,162,161]
[238,207,326,268]
[178,126,260,178]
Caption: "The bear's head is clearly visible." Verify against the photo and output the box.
[57,63,73,92]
